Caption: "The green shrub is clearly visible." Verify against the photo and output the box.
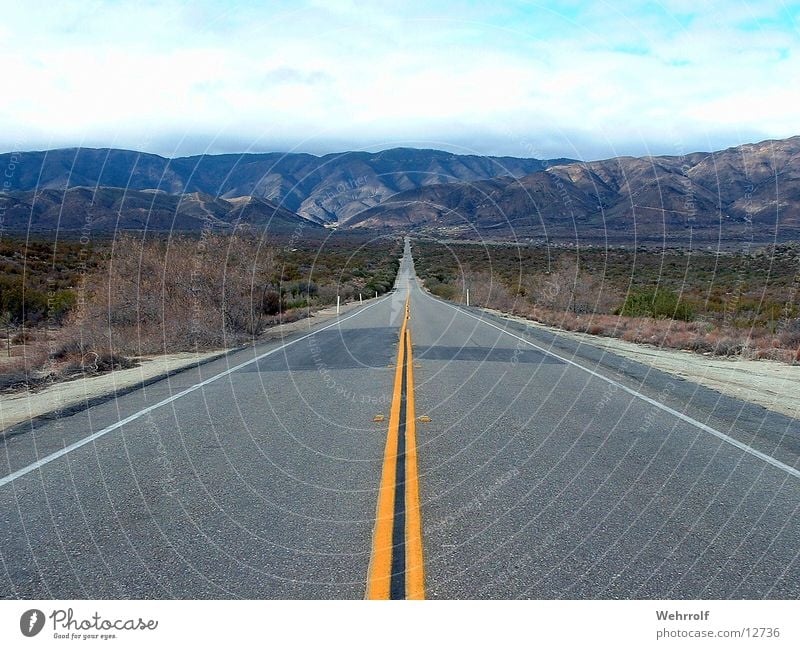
[425,278,458,300]
[50,290,77,323]
[616,287,695,321]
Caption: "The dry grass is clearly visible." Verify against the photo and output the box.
[461,275,800,364]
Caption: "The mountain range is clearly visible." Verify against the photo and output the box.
[349,136,800,244]
[0,187,309,234]
[0,147,566,225]
[1,137,799,245]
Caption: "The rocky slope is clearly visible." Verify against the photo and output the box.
[0,147,567,225]
[0,187,315,233]
[348,136,800,244]
[2,137,799,244]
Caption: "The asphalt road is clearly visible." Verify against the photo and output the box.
[1,239,799,599]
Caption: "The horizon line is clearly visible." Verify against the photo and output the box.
[1,133,798,164]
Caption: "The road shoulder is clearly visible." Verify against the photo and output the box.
[480,307,800,421]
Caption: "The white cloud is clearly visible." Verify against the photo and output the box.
[0,0,798,159]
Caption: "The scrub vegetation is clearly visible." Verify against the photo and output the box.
[413,239,800,363]
[0,230,401,390]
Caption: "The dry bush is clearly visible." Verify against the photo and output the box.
[525,257,622,315]
[466,272,521,313]
[752,348,796,362]
[11,330,36,344]
[58,232,276,360]
[0,342,51,391]
[468,252,800,361]
[779,319,800,352]
[520,303,789,360]
[413,240,800,364]
[2,233,401,387]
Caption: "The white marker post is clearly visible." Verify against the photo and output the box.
[359,293,363,304]
[375,291,378,299]
[336,295,340,315]
[466,289,470,307]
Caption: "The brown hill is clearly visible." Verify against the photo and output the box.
[348,136,800,244]
[0,147,568,225]
[0,187,316,234]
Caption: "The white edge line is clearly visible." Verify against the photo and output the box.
[0,296,391,488]
[432,296,800,481]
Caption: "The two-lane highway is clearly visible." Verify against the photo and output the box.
[1,239,799,598]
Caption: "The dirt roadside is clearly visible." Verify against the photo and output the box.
[0,300,369,432]
[483,307,800,420]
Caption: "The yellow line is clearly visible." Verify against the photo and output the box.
[404,327,426,599]
[366,296,409,599]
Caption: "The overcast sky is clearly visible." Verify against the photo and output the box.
[1,0,799,160]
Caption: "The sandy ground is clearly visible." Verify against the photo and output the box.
[0,350,227,432]
[0,299,367,432]
[484,308,800,420]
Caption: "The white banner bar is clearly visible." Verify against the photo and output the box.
[1,600,798,648]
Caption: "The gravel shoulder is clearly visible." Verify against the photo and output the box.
[0,300,366,433]
[483,307,800,420]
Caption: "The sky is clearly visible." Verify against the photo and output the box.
[1,0,799,161]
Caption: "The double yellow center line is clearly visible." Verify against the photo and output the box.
[367,295,425,599]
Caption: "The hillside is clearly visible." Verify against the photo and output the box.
[2,137,800,244]
[348,136,800,244]
[0,147,567,225]
[0,187,315,234]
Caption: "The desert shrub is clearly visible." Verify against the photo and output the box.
[412,240,800,362]
[467,272,519,312]
[779,319,800,349]
[525,258,621,315]
[0,278,77,326]
[364,267,397,295]
[0,281,48,325]
[62,232,278,356]
[753,348,796,362]
[261,289,282,316]
[426,279,458,300]
[0,233,401,386]
[711,338,744,356]
[364,279,389,294]
[0,342,51,390]
[49,290,78,324]
[283,298,309,310]
[616,287,694,321]
[688,338,715,353]
[283,280,318,298]
[60,350,137,376]
[316,284,339,305]
[11,330,35,344]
